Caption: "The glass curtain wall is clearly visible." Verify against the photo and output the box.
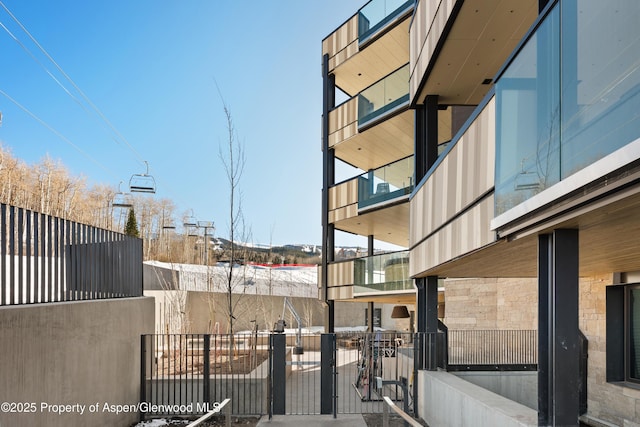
[495,0,640,215]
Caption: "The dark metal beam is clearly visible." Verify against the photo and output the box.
[426,276,439,334]
[414,95,439,183]
[322,53,336,333]
[538,230,580,426]
[538,234,552,426]
[272,333,287,415]
[320,334,335,415]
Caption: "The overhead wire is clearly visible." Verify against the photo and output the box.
[0,88,119,180]
[0,1,198,216]
[0,20,84,108]
[0,0,146,166]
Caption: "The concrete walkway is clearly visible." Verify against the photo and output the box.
[256,414,368,426]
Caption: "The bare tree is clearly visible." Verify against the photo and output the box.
[218,100,249,337]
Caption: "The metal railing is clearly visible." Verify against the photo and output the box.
[188,398,231,427]
[415,329,538,372]
[447,330,537,370]
[382,396,421,427]
[358,63,410,127]
[0,203,142,306]
[353,251,412,296]
[358,0,415,44]
[141,333,268,419]
[357,156,413,211]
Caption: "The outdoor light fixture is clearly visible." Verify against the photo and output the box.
[390,305,410,319]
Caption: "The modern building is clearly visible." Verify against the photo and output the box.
[321,0,640,426]
[321,0,420,331]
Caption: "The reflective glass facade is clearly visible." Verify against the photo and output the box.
[358,0,414,44]
[631,286,640,382]
[495,0,640,215]
[353,251,411,295]
[358,156,413,209]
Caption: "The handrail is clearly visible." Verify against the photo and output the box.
[187,398,231,427]
[382,396,422,427]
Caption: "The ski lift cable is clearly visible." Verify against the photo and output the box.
[0,20,85,109]
[0,1,146,167]
[0,88,119,180]
[0,1,209,215]
[0,2,207,216]
[0,15,138,154]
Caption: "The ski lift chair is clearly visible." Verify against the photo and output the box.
[129,161,157,193]
[112,181,133,208]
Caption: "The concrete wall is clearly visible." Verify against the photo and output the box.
[147,290,326,334]
[417,371,537,427]
[0,297,155,427]
[147,290,410,334]
[452,371,537,410]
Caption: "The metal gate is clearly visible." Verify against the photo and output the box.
[334,332,413,414]
[268,332,414,417]
[140,333,268,420]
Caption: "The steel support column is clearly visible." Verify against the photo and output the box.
[416,276,438,333]
[320,334,335,415]
[414,95,439,183]
[416,278,427,334]
[322,53,336,332]
[538,230,580,426]
[272,333,287,415]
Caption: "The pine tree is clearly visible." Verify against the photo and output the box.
[124,208,139,237]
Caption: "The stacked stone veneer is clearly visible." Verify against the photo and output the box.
[443,277,538,330]
[579,273,640,426]
[442,275,640,425]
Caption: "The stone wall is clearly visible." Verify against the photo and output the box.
[441,274,640,425]
[579,273,640,426]
[443,278,537,330]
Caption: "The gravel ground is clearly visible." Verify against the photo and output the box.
[132,415,260,427]
[135,413,420,427]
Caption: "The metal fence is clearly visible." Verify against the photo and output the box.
[141,333,269,419]
[335,331,414,414]
[0,203,142,305]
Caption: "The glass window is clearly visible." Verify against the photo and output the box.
[629,286,640,382]
[495,5,560,215]
[365,308,382,327]
[560,0,640,178]
[495,1,640,217]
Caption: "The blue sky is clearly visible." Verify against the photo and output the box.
[0,0,366,246]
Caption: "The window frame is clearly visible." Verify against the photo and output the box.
[625,284,640,384]
[607,283,640,388]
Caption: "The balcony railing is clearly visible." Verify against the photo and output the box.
[358,0,415,45]
[358,156,413,209]
[358,63,410,128]
[353,251,412,295]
